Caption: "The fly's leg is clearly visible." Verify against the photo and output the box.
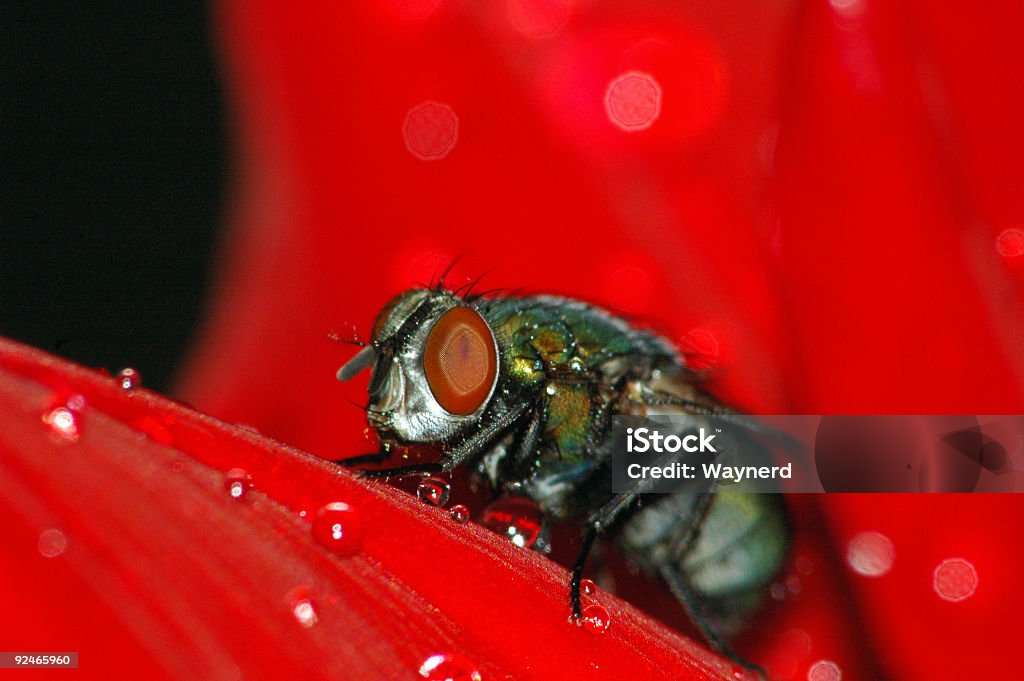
[660,566,767,681]
[334,451,392,468]
[356,462,447,479]
[568,492,642,619]
[665,492,767,680]
[338,403,532,479]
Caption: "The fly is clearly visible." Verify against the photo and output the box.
[335,283,791,678]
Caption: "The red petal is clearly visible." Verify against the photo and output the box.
[0,338,756,680]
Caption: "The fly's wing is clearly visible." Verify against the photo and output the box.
[623,369,805,465]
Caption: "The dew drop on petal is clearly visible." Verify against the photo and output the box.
[480,496,543,548]
[42,395,85,441]
[933,557,978,602]
[417,477,451,507]
[292,598,319,628]
[312,502,364,556]
[581,604,611,635]
[449,504,471,524]
[38,528,68,558]
[846,531,894,577]
[225,468,253,500]
[605,71,662,132]
[996,228,1024,258]
[807,660,842,681]
[417,652,482,681]
[580,578,597,596]
[117,367,141,391]
[403,101,458,160]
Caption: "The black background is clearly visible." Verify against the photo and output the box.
[2,3,225,391]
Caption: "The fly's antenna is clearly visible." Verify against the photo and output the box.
[337,344,378,381]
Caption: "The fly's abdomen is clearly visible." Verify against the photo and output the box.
[619,489,789,633]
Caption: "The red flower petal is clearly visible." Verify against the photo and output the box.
[0,338,761,680]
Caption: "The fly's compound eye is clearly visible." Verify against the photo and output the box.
[423,306,497,415]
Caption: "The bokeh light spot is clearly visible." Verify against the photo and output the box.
[507,0,570,38]
[807,660,842,681]
[933,557,978,602]
[846,531,895,577]
[605,71,662,132]
[38,528,68,558]
[403,101,459,160]
[996,228,1024,258]
[606,264,653,313]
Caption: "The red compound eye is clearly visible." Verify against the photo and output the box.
[423,306,497,415]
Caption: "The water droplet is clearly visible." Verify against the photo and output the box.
[449,504,471,523]
[846,531,895,577]
[292,598,318,628]
[403,101,458,160]
[581,604,611,635]
[38,528,67,558]
[42,395,85,441]
[417,653,482,681]
[996,227,1024,258]
[480,497,543,549]
[605,71,662,132]
[580,578,597,596]
[286,586,319,628]
[807,659,842,681]
[225,468,253,500]
[933,557,978,602]
[417,477,451,507]
[118,367,141,391]
[312,502,363,556]
[731,665,747,679]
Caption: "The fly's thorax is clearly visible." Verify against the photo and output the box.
[363,289,500,444]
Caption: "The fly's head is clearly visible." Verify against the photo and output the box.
[336,288,500,447]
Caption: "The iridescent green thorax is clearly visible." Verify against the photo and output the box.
[473,294,681,516]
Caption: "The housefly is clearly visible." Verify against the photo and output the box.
[335,284,790,677]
